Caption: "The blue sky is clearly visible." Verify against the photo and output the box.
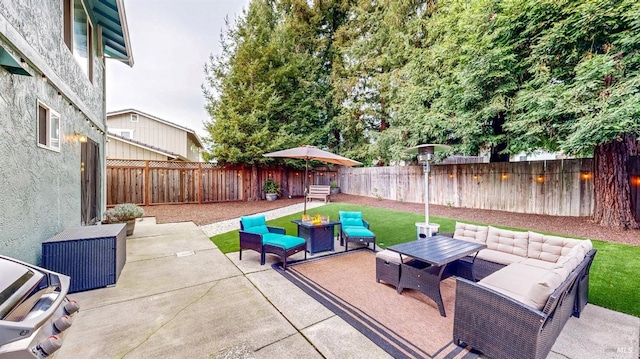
[106,0,250,136]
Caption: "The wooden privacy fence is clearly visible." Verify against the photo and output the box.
[106,160,338,206]
[108,158,640,219]
[339,159,596,217]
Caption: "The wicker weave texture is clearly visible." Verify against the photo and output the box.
[375,257,401,287]
[239,225,306,270]
[452,249,597,359]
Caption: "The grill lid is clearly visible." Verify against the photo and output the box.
[0,258,44,319]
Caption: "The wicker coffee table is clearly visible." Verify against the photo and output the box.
[388,236,486,317]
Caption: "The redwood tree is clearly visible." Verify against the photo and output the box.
[593,135,639,228]
[496,0,640,229]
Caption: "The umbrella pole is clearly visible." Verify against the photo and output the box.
[303,158,309,214]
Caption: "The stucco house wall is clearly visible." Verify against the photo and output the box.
[0,0,131,264]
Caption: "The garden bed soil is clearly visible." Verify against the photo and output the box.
[141,193,639,246]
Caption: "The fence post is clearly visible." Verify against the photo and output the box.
[241,163,245,201]
[198,162,202,204]
[145,160,150,206]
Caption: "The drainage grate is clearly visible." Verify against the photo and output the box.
[175,251,195,257]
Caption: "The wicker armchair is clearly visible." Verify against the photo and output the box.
[338,211,376,252]
[239,214,306,270]
[453,249,596,359]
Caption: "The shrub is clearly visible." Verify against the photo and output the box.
[262,179,280,195]
[104,203,144,223]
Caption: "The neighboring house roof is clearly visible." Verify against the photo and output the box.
[91,0,134,66]
[107,132,187,161]
[107,109,204,148]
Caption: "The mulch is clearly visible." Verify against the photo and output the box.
[141,193,639,246]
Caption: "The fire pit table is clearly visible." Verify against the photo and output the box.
[291,219,340,255]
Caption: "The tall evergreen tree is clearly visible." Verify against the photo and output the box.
[331,0,419,163]
[204,0,329,199]
[204,0,639,228]
[498,0,640,228]
[203,0,281,200]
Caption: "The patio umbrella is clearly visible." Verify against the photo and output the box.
[263,145,361,213]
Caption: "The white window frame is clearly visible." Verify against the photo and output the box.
[130,113,139,122]
[110,128,134,139]
[37,100,61,152]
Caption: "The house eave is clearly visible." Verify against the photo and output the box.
[91,0,134,67]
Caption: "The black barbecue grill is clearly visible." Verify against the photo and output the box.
[0,255,78,358]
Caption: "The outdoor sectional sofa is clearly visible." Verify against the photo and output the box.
[451,223,597,359]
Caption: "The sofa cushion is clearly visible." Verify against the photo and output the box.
[527,232,587,262]
[376,249,413,263]
[454,222,489,243]
[520,258,571,282]
[486,227,528,257]
[339,211,364,227]
[555,239,593,273]
[261,232,285,244]
[241,215,270,234]
[343,227,375,238]
[476,249,526,265]
[479,262,564,310]
[263,234,306,250]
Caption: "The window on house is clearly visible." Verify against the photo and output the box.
[130,114,138,122]
[63,0,72,50]
[38,101,61,151]
[109,128,133,139]
[63,0,93,82]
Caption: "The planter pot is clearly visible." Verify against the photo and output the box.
[125,219,136,236]
[330,187,340,195]
[265,193,278,201]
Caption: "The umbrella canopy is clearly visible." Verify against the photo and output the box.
[264,145,361,167]
[263,145,361,213]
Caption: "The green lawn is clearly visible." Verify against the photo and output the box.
[210,203,640,317]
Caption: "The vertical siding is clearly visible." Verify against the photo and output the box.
[106,138,166,160]
[106,112,192,159]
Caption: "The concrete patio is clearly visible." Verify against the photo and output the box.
[55,207,640,358]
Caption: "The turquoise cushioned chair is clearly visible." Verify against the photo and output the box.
[338,211,376,252]
[239,214,306,269]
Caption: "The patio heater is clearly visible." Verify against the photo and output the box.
[405,144,451,239]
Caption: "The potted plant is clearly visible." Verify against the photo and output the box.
[103,203,144,236]
[330,180,340,195]
[263,179,280,201]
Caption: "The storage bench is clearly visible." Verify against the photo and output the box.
[375,249,412,288]
[42,223,126,293]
